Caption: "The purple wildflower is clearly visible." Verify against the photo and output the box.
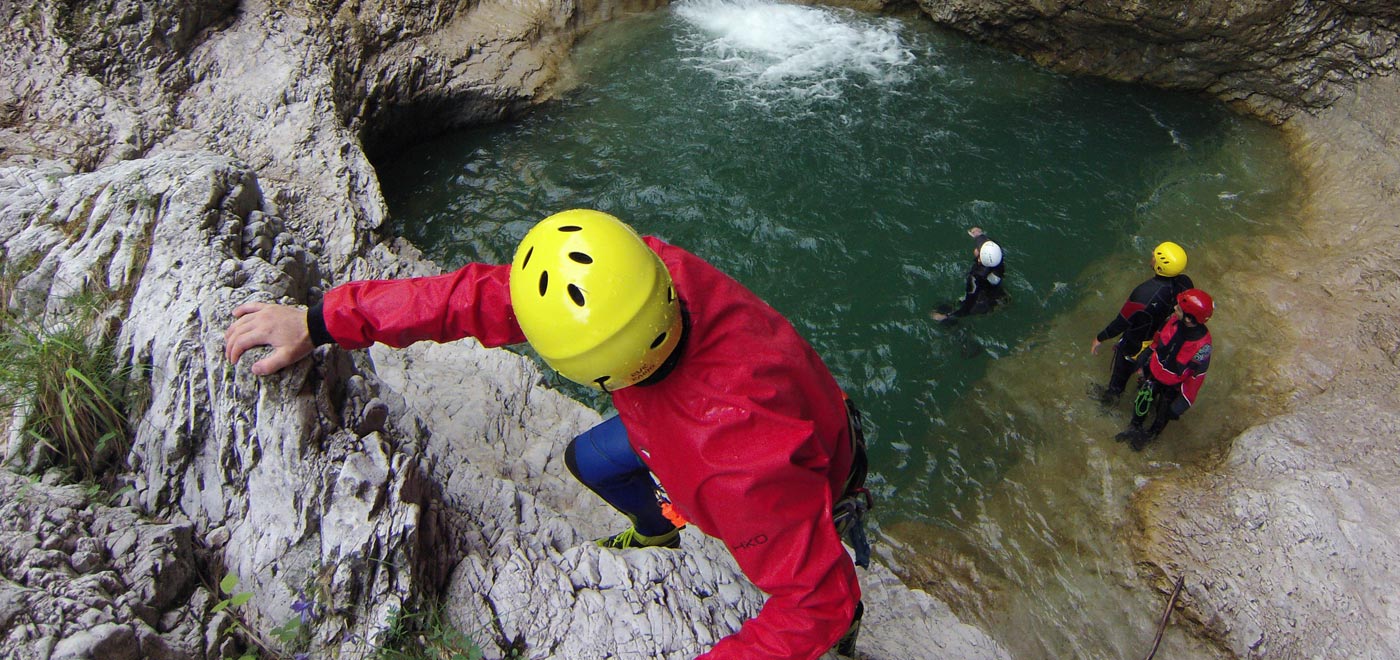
[291,591,317,625]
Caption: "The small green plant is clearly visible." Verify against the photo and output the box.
[0,285,142,483]
[214,573,259,660]
[371,604,495,660]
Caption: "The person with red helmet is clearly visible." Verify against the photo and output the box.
[1115,288,1214,450]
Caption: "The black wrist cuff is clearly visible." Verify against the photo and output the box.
[307,303,335,346]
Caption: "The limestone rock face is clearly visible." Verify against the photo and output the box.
[0,470,205,659]
[0,151,438,656]
[918,0,1400,120]
[4,0,1393,658]
[0,0,666,272]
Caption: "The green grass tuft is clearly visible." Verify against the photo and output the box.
[0,268,143,483]
[372,603,504,660]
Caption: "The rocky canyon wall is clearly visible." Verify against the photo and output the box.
[919,0,1399,121]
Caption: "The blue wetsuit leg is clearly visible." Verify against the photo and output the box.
[564,415,674,536]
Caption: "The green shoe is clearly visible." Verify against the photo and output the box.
[595,526,682,549]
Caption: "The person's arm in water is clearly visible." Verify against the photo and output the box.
[225,263,524,373]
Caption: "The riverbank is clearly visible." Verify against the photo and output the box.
[1126,71,1400,658]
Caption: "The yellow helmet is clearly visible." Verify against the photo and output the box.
[1152,241,1187,277]
[509,210,683,391]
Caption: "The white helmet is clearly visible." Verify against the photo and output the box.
[978,241,1003,268]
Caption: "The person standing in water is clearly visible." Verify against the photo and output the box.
[1090,241,1193,405]
[930,226,1005,323]
[224,209,871,660]
[1115,288,1215,450]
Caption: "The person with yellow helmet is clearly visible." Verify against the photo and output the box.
[1089,241,1193,405]
[224,209,869,660]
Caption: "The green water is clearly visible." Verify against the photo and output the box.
[378,1,1297,656]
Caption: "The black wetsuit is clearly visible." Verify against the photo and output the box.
[945,235,1005,319]
[1096,273,1193,394]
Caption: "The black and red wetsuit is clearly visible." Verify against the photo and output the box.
[1096,273,1193,394]
[1133,315,1213,434]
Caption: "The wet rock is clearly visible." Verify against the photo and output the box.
[921,0,1400,121]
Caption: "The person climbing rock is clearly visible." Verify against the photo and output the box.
[1089,241,1193,405]
[224,209,871,660]
[1115,288,1214,451]
[930,226,1005,323]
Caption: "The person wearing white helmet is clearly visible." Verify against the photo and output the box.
[930,226,1006,323]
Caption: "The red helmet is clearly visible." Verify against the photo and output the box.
[1177,289,1214,324]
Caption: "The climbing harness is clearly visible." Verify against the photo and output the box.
[832,397,871,657]
[1134,379,1156,417]
[834,397,872,569]
[1128,338,1153,360]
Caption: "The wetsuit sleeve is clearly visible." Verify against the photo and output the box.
[696,443,860,659]
[1097,299,1144,342]
[318,263,526,349]
[948,268,982,318]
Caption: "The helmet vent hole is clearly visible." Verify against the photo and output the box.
[558,225,583,232]
[667,287,675,303]
[569,251,593,264]
[521,247,534,270]
[538,271,549,296]
[594,375,611,391]
[650,332,668,349]
[568,284,586,306]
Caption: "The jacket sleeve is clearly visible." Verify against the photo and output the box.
[319,263,526,350]
[1097,299,1145,342]
[696,444,860,660]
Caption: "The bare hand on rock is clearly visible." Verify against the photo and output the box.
[225,302,314,375]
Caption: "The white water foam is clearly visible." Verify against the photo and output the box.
[673,0,914,103]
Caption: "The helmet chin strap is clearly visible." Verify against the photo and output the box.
[637,302,691,388]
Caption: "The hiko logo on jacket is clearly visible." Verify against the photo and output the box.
[733,534,769,551]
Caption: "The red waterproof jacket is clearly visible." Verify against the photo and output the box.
[320,237,860,660]
[1146,316,1213,406]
